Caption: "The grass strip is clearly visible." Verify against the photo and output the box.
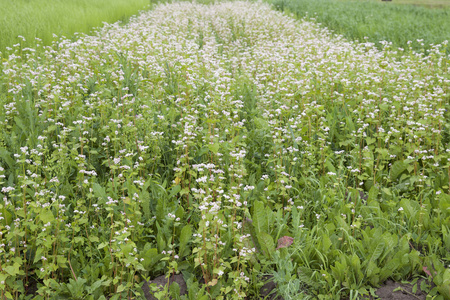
[0,0,152,56]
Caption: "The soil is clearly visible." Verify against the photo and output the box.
[25,277,40,296]
[258,275,283,300]
[142,274,187,300]
[373,279,426,300]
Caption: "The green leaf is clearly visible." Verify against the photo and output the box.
[366,261,379,278]
[179,224,192,257]
[169,282,180,297]
[252,200,268,234]
[380,258,400,281]
[0,148,14,168]
[140,190,151,219]
[442,225,450,249]
[369,241,385,263]
[322,235,332,252]
[97,242,109,250]
[34,247,44,263]
[109,294,120,300]
[368,185,379,202]
[324,159,336,173]
[142,248,163,271]
[438,193,450,212]
[168,185,181,199]
[258,232,274,258]
[89,236,99,243]
[157,231,166,253]
[87,278,105,294]
[390,161,407,181]
[4,263,20,276]
[116,284,125,293]
[93,183,107,200]
[382,188,392,196]
[40,210,54,223]
[208,143,220,154]
[366,137,376,145]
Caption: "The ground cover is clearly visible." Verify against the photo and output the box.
[0,1,449,299]
[0,0,151,56]
[266,0,450,54]
[375,0,450,9]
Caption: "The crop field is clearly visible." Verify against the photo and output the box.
[268,0,450,54]
[379,0,450,8]
[0,1,449,300]
[0,0,151,56]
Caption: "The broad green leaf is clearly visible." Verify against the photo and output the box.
[258,232,274,258]
[382,188,392,196]
[390,161,407,181]
[142,248,163,271]
[116,284,125,293]
[252,200,268,234]
[442,225,450,249]
[89,236,99,243]
[380,258,399,281]
[179,224,192,257]
[157,231,166,253]
[97,242,109,250]
[438,193,450,212]
[366,137,376,145]
[87,278,105,294]
[169,282,180,297]
[140,190,151,219]
[0,148,14,168]
[324,159,336,173]
[208,143,220,154]
[40,210,54,223]
[34,247,44,263]
[322,235,332,252]
[92,183,107,200]
[368,185,379,202]
[168,185,181,199]
[366,261,379,278]
[4,263,20,276]
[369,241,385,263]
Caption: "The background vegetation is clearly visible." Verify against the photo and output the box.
[267,0,450,53]
[0,0,151,56]
[385,0,450,8]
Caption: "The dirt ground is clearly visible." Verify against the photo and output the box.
[372,279,426,300]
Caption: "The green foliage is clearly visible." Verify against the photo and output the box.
[0,1,449,299]
[266,0,450,54]
[0,0,152,56]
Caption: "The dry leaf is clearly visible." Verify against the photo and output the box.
[276,236,294,249]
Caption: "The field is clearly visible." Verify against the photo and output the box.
[378,0,450,8]
[0,0,151,56]
[268,0,450,54]
[0,1,450,300]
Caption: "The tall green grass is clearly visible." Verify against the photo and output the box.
[0,0,151,56]
[266,0,450,53]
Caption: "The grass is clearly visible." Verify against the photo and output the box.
[267,0,450,53]
[376,0,450,9]
[0,0,151,56]
[0,1,449,299]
